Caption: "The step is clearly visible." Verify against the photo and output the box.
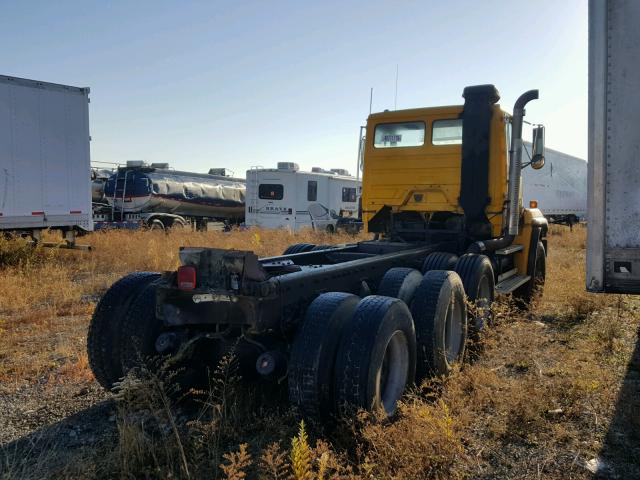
[495,274,531,294]
[497,268,517,283]
[495,244,524,255]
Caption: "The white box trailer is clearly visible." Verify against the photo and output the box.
[245,163,361,232]
[0,75,92,242]
[587,0,640,293]
[522,142,587,225]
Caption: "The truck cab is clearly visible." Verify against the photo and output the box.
[362,85,548,288]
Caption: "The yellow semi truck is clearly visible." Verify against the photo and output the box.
[88,84,548,421]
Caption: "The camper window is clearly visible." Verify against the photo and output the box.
[307,181,317,201]
[374,121,425,148]
[342,187,357,202]
[432,119,463,145]
[259,184,284,200]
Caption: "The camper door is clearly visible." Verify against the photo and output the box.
[295,174,334,231]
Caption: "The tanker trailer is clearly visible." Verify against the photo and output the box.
[98,162,246,230]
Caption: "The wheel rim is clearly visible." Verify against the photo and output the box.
[376,330,409,415]
[475,276,492,330]
[444,299,464,364]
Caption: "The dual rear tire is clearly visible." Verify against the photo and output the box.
[289,266,470,421]
[282,243,316,255]
[87,272,162,390]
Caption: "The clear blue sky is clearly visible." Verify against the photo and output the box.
[1,0,587,177]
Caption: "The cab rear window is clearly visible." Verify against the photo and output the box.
[373,122,425,148]
[432,119,463,145]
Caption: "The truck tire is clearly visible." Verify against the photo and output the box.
[409,270,467,381]
[376,267,423,304]
[422,252,458,273]
[283,243,315,255]
[118,281,165,375]
[334,296,416,417]
[310,244,336,251]
[514,241,546,309]
[87,272,161,390]
[289,292,360,420]
[454,254,495,335]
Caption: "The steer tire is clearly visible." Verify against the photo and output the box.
[118,281,165,375]
[422,252,458,274]
[334,295,416,417]
[454,254,495,336]
[514,241,546,310]
[410,270,467,381]
[87,272,161,390]
[289,292,360,421]
[283,243,316,255]
[377,267,423,304]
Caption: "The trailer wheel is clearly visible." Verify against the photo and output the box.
[289,292,360,420]
[514,241,546,309]
[87,272,160,390]
[335,296,416,417]
[422,252,458,273]
[282,243,315,255]
[118,281,165,375]
[149,219,165,231]
[409,270,467,381]
[170,218,188,230]
[377,267,423,304]
[454,254,495,335]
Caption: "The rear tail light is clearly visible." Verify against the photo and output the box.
[177,265,197,291]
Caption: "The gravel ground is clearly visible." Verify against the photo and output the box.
[0,373,112,478]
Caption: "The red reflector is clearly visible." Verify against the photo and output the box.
[31,211,44,215]
[70,210,81,214]
[177,266,197,291]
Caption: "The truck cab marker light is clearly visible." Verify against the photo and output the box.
[177,265,197,291]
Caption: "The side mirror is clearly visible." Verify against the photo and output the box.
[531,125,545,169]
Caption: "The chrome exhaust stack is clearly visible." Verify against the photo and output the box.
[507,90,539,236]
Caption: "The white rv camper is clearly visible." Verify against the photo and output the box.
[245,163,361,232]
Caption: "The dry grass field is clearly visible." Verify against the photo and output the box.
[0,226,639,479]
